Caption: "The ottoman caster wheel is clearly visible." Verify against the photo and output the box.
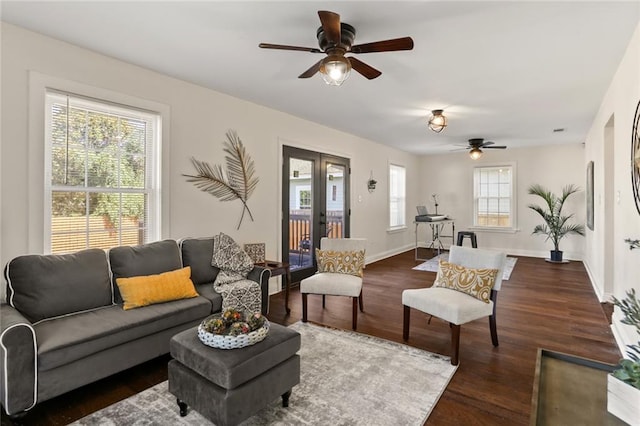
[282,390,292,408]
[177,398,188,417]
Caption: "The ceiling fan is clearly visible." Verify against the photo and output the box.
[454,138,507,160]
[259,10,414,86]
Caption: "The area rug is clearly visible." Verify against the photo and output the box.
[413,252,518,280]
[72,322,457,426]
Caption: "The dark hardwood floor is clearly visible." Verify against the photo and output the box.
[1,250,621,426]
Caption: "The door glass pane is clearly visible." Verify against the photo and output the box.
[326,163,345,238]
[289,158,313,270]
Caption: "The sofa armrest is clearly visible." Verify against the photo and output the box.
[247,266,271,315]
[0,304,37,415]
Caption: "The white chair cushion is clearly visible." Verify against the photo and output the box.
[402,287,494,325]
[300,272,363,297]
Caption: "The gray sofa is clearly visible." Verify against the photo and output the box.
[0,237,270,418]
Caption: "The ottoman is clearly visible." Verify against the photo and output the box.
[168,322,301,426]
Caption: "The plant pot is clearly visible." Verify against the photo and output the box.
[550,250,563,262]
[607,374,640,425]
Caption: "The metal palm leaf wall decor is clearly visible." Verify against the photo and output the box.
[184,130,259,229]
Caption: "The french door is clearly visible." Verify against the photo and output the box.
[282,146,350,283]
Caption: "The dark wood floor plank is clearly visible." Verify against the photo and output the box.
[1,250,620,426]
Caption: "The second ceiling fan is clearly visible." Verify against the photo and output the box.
[455,138,507,160]
[259,10,414,85]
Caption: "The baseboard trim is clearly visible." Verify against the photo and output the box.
[611,319,630,359]
[582,260,610,302]
[366,244,414,264]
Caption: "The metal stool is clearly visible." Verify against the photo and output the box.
[456,231,478,248]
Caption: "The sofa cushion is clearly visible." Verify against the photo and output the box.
[195,283,223,313]
[5,249,112,323]
[34,296,212,371]
[116,266,199,310]
[109,240,182,303]
[180,237,220,285]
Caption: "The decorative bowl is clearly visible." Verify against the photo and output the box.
[197,315,269,350]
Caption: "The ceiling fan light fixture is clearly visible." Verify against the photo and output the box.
[428,109,447,133]
[319,54,351,86]
[469,147,483,160]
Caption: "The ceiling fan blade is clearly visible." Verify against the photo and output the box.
[484,146,507,149]
[351,37,414,54]
[298,59,323,78]
[480,141,495,147]
[318,10,341,47]
[348,57,382,80]
[259,43,322,53]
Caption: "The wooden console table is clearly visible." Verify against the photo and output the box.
[530,349,625,425]
[258,261,291,314]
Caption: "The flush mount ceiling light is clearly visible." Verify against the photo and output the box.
[319,53,351,86]
[469,147,483,160]
[428,109,447,133]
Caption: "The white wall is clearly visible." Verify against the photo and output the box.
[583,21,640,354]
[0,23,421,295]
[419,143,586,259]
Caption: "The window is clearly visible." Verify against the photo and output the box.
[298,188,311,209]
[45,91,160,254]
[473,165,515,229]
[389,164,406,229]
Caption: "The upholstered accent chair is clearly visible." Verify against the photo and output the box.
[402,246,506,365]
[300,238,367,330]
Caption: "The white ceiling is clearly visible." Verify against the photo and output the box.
[2,1,639,155]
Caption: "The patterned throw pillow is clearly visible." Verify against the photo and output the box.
[433,259,498,303]
[211,233,254,285]
[315,249,365,277]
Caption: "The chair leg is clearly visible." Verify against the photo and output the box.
[489,315,499,347]
[403,305,410,341]
[322,295,326,308]
[450,323,460,366]
[352,297,358,330]
[489,289,499,347]
[302,293,308,323]
[358,290,364,312]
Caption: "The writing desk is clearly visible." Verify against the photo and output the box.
[414,219,455,261]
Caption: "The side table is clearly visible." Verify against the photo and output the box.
[258,261,292,314]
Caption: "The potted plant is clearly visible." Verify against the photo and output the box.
[607,289,640,425]
[527,184,585,262]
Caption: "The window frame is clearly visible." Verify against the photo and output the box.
[388,163,407,231]
[471,163,517,232]
[297,186,312,209]
[28,72,170,254]
[44,90,161,253]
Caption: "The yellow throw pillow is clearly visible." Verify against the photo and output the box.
[116,266,199,310]
[315,249,365,277]
[433,259,498,303]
